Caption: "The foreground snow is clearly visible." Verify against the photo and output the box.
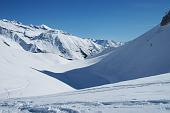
[0,72,170,113]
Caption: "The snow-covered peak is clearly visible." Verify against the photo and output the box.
[93,39,123,48]
[29,24,53,31]
[1,19,22,25]
[0,19,105,59]
[0,19,47,38]
[40,24,52,30]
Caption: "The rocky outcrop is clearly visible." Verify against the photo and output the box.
[160,11,170,26]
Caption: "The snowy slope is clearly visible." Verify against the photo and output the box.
[41,21,170,89]
[0,33,108,99]
[0,19,110,98]
[94,23,170,82]
[0,36,75,99]
[0,19,103,59]
[1,72,170,113]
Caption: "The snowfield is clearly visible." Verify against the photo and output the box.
[0,72,170,113]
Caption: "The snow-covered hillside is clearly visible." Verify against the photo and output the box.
[0,19,106,59]
[41,19,170,89]
[0,34,108,99]
[0,36,74,99]
[94,23,170,83]
[0,72,170,113]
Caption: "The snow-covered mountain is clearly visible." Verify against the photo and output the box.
[92,39,123,48]
[0,34,107,98]
[0,19,107,59]
[42,14,170,89]
[0,19,121,99]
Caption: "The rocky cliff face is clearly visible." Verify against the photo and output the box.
[160,11,170,26]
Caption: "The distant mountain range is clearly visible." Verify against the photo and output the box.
[92,39,123,48]
[0,19,122,60]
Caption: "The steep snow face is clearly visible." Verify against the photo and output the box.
[42,23,170,89]
[0,19,103,59]
[93,39,123,48]
[95,24,170,82]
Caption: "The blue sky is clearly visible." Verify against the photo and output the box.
[0,0,170,41]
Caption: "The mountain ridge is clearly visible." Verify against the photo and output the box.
[0,19,122,60]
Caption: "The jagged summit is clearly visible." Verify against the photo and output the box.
[39,24,52,30]
[2,19,22,25]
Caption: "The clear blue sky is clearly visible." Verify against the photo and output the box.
[0,0,170,42]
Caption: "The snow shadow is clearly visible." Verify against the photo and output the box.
[34,65,170,90]
[34,68,110,89]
